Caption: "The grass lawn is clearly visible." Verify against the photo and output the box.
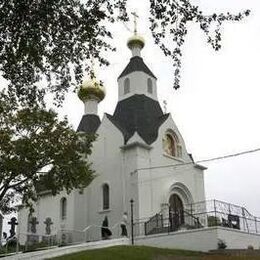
[51,245,260,260]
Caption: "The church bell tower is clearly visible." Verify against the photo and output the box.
[117,15,158,102]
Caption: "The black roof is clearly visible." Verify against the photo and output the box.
[118,56,157,79]
[77,114,101,134]
[107,95,169,145]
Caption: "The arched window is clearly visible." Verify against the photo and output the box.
[102,184,110,210]
[60,197,67,220]
[147,78,153,94]
[163,131,182,157]
[124,78,130,94]
[165,134,176,157]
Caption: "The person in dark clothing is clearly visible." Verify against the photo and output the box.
[120,212,128,237]
[101,216,112,239]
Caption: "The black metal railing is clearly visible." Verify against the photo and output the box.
[144,213,164,235]
[140,199,260,237]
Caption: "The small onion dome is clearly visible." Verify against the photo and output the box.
[127,34,145,50]
[78,78,105,102]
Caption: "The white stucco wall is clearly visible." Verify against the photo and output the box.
[72,114,133,241]
[217,227,260,249]
[136,228,218,252]
[18,190,74,245]
[136,227,260,252]
[84,99,98,115]
[130,114,206,221]
[118,71,158,101]
[17,95,206,245]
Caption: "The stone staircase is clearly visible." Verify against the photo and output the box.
[3,237,130,260]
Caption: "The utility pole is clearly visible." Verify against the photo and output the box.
[130,199,134,245]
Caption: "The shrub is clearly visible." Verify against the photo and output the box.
[217,239,227,249]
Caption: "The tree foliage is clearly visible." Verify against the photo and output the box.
[0,92,95,214]
[149,0,250,89]
[0,0,127,105]
[0,0,251,213]
[0,0,250,105]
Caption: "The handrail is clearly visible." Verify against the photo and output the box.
[145,213,162,224]
[186,199,260,218]
[82,222,121,232]
[183,210,202,227]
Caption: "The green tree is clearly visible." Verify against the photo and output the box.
[0,0,127,105]
[0,92,95,214]
[0,0,249,105]
[0,0,250,213]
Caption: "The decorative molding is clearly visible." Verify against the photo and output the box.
[98,209,111,214]
[163,153,184,162]
[120,142,152,151]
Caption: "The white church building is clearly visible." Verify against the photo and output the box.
[18,32,206,243]
[18,32,260,251]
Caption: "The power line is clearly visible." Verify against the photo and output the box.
[32,147,260,184]
[196,147,260,164]
[129,147,260,185]
[135,147,260,173]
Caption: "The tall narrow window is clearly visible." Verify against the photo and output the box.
[61,197,67,220]
[124,78,130,94]
[102,184,110,210]
[147,78,153,94]
[165,134,176,157]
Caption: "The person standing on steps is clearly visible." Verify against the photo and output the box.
[120,212,128,237]
[101,216,112,239]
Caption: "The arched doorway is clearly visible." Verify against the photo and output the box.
[169,194,184,231]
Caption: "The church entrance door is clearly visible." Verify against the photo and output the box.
[169,194,184,231]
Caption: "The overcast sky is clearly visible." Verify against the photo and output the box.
[2,0,260,232]
[61,0,260,215]
[67,0,259,216]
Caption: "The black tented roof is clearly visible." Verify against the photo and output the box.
[77,114,101,134]
[118,56,157,79]
[107,95,169,145]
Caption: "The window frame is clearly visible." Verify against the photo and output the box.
[147,78,153,94]
[163,130,182,158]
[60,197,67,220]
[102,183,110,210]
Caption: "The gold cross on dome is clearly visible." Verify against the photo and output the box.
[131,11,139,35]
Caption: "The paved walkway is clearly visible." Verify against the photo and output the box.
[3,238,130,260]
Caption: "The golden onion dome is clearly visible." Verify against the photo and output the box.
[78,78,105,102]
[127,34,145,50]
